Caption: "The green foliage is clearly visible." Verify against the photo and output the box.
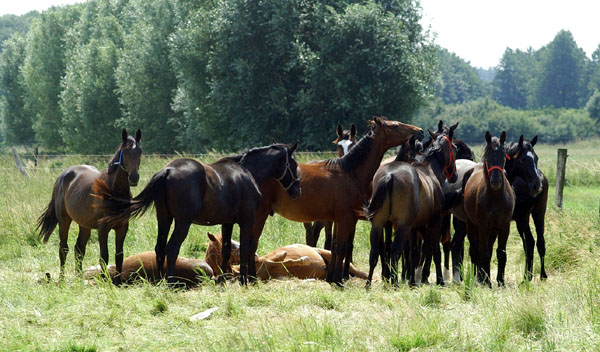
[435,48,488,104]
[493,48,537,109]
[586,90,600,121]
[0,34,33,144]
[0,12,39,53]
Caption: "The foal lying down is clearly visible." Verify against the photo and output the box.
[205,233,368,281]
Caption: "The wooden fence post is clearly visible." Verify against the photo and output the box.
[11,147,30,178]
[555,148,567,208]
[34,146,39,168]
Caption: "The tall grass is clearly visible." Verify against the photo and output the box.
[1,140,600,350]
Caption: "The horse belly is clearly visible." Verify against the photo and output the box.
[64,171,101,229]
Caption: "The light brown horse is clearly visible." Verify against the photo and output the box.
[249,117,424,285]
[82,251,213,287]
[205,233,368,281]
[463,131,515,287]
[37,129,142,282]
[304,123,358,249]
[365,127,458,286]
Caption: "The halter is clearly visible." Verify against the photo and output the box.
[275,150,299,192]
[485,153,510,176]
[113,149,128,173]
[442,136,456,180]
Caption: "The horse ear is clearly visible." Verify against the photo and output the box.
[350,124,357,139]
[485,131,492,144]
[207,232,217,242]
[437,120,444,133]
[373,116,383,126]
[448,123,457,140]
[500,131,507,145]
[518,135,524,147]
[336,124,343,138]
[272,138,277,144]
[531,135,538,147]
[427,128,436,139]
[122,129,128,143]
[135,129,142,143]
[289,141,299,153]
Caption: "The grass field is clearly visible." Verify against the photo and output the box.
[1,140,599,351]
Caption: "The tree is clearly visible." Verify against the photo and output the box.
[0,11,39,53]
[493,48,535,109]
[116,0,181,153]
[586,90,600,121]
[435,48,488,104]
[589,44,600,93]
[0,34,34,144]
[537,30,589,109]
[22,6,80,150]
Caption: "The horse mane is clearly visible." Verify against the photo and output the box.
[216,144,286,166]
[325,129,374,172]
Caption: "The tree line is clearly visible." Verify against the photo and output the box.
[0,0,436,153]
[1,1,599,153]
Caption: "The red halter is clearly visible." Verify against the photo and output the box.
[442,136,456,180]
[485,153,511,176]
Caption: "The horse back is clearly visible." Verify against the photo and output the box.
[376,162,420,226]
[61,165,103,229]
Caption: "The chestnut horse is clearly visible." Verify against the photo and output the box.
[83,251,213,287]
[365,127,458,286]
[463,131,515,287]
[251,117,424,285]
[304,124,358,249]
[37,129,142,282]
[205,233,368,281]
[504,135,548,281]
[93,143,301,285]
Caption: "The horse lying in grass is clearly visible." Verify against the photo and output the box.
[205,233,368,281]
[82,251,213,287]
[37,129,142,283]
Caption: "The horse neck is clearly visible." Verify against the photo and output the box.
[240,151,278,187]
[350,137,390,191]
[421,153,446,186]
[104,166,131,197]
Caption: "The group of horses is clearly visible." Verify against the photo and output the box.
[37,117,548,289]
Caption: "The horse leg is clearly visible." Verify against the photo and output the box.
[477,224,494,288]
[428,218,445,286]
[165,220,191,285]
[98,225,110,275]
[441,214,451,273]
[367,224,383,287]
[113,223,128,285]
[420,235,433,285]
[496,225,510,287]
[304,223,315,247]
[324,221,333,251]
[382,221,393,281]
[328,220,348,285]
[239,221,256,285]
[451,218,467,283]
[407,229,419,287]
[391,226,409,286]
[532,201,548,280]
[516,215,535,282]
[218,223,234,284]
[466,220,479,281]
[58,219,72,280]
[74,225,91,275]
[312,221,324,248]
[342,220,357,281]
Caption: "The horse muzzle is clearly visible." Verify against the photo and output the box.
[129,173,139,187]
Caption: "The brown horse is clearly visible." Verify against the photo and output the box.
[82,251,213,287]
[205,233,368,281]
[249,117,423,285]
[365,127,458,286]
[37,129,142,282]
[304,123,358,249]
[94,143,301,285]
[463,131,515,287]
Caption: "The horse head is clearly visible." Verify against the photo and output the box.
[274,142,301,199]
[206,232,241,275]
[333,124,358,157]
[427,123,459,183]
[110,129,142,186]
[505,135,543,197]
[369,116,424,149]
[483,131,508,191]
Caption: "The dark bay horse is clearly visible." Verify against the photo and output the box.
[505,135,548,281]
[94,143,301,285]
[304,124,358,249]
[463,131,515,287]
[365,127,458,286]
[37,129,142,282]
[250,117,424,285]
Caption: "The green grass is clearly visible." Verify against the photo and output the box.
[1,140,600,350]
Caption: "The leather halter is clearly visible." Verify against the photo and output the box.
[113,149,129,173]
[485,153,510,176]
[442,136,456,180]
[275,150,299,192]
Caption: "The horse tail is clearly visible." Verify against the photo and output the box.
[37,189,59,244]
[365,174,393,221]
[93,168,169,227]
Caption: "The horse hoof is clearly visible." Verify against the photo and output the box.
[540,272,548,280]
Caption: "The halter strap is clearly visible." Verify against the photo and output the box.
[113,149,128,173]
[485,161,504,175]
[275,150,299,192]
[442,136,456,180]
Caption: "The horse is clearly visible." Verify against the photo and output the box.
[365,126,458,286]
[304,123,358,249]
[462,131,515,287]
[82,251,213,287]
[504,135,548,281]
[37,129,142,283]
[93,143,301,285]
[249,117,424,285]
[205,233,368,281]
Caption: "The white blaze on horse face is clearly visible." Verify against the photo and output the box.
[338,139,353,155]
[527,151,542,177]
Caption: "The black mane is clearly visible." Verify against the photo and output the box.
[325,129,374,173]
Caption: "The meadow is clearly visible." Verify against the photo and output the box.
[0,140,599,351]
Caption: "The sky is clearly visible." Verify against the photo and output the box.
[2,0,599,69]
